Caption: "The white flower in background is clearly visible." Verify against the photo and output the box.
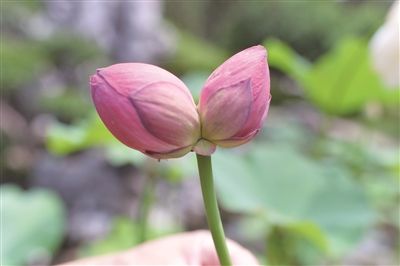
[369,1,399,89]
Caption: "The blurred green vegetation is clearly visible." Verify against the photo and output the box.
[1,185,65,265]
[1,39,47,92]
[165,32,228,75]
[265,38,399,115]
[2,1,399,265]
[166,1,389,59]
[79,217,181,258]
[45,115,398,264]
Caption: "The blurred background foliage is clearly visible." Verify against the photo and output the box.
[1,1,399,265]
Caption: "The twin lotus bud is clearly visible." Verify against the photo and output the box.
[90,45,271,159]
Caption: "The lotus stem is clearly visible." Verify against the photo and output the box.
[196,154,232,266]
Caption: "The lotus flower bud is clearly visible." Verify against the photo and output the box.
[90,63,201,159]
[198,45,271,148]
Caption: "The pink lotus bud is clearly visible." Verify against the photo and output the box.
[90,63,201,159]
[198,45,271,148]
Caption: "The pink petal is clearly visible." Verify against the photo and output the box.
[91,75,177,153]
[199,45,270,145]
[90,63,200,159]
[145,145,193,159]
[213,129,260,148]
[200,79,253,140]
[96,63,192,99]
[131,81,200,147]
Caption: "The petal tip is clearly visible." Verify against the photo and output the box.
[249,45,267,56]
[89,74,98,85]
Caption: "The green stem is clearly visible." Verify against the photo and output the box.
[196,154,232,266]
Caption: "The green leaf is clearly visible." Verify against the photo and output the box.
[46,114,151,166]
[213,144,325,222]
[264,38,311,84]
[265,37,399,115]
[1,185,65,265]
[166,31,228,74]
[304,38,393,115]
[212,143,375,258]
[45,114,196,177]
[46,113,115,155]
[303,167,376,256]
